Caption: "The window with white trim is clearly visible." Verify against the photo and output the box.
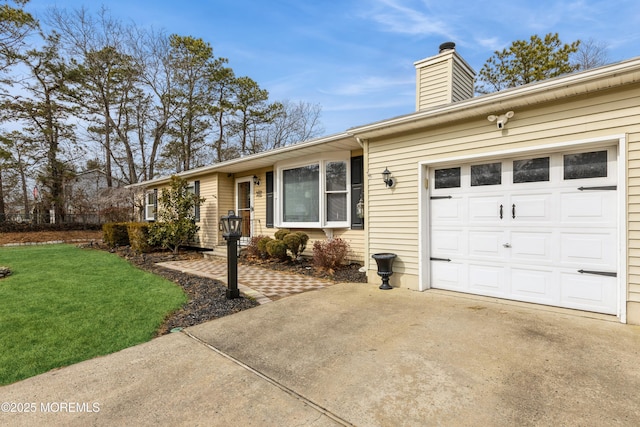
[277,154,350,228]
[145,190,157,221]
[187,180,201,222]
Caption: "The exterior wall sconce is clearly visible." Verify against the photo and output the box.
[253,175,260,186]
[356,194,365,218]
[382,167,395,188]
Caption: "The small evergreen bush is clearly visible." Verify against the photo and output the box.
[102,222,130,248]
[266,239,288,260]
[283,231,309,260]
[274,228,290,240]
[127,222,153,253]
[257,236,273,258]
[283,233,301,258]
[294,231,309,252]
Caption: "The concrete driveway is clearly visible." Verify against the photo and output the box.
[2,283,640,426]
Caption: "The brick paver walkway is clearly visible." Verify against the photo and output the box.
[158,258,335,304]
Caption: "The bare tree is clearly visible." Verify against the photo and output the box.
[572,38,610,70]
[127,28,172,181]
[47,6,145,185]
[262,100,324,149]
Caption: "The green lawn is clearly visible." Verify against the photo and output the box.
[0,244,187,385]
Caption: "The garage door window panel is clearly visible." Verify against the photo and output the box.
[434,167,461,189]
[563,151,607,180]
[513,157,550,183]
[471,163,501,186]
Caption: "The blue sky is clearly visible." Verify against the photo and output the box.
[27,0,640,135]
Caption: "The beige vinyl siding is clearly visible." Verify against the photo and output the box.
[367,85,640,293]
[195,173,220,248]
[169,162,366,262]
[217,173,235,245]
[627,131,640,321]
[206,168,366,262]
[416,59,450,111]
[332,228,365,263]
[451,57,474,102]
[250,169,269,237]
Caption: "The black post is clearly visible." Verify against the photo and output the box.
[226,237,240,299]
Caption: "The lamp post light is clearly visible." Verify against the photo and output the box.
[220,210,242,299]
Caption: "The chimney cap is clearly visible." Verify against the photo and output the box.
[439,42,456,53]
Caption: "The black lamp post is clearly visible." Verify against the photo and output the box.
[220,210,242,299]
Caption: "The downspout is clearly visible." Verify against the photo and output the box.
[355,137,371,277]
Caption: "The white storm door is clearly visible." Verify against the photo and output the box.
[236,178,253,244]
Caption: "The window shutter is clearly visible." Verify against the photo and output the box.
[194,180,200,222]
[266,171,274,228]
[351,156,364,230]
[153,188,158,221]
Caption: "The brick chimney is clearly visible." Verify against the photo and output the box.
[414,42,476,111]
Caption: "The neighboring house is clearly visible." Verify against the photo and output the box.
[133,43,640,325]
[65,169,127,223]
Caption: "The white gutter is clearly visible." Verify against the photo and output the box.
[348,56,640,139]
[128,131,356,188]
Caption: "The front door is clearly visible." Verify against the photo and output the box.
[236,178,253,244]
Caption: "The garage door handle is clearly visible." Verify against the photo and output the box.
[578,185,617,191]
[512,204,516,219]
[578,269,617,278]
[499,204,503,219]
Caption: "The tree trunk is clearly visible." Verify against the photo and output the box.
[0,167,5,223]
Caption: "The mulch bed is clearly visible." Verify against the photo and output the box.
[98,245,367,336]
[103,246,259,336]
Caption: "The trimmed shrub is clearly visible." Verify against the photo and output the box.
[127,222,153,253]
[283,233,301,258]
[257,236,273,258]
[294,231,309,252]
[283,231,309,260]
[266,239,288,260]
[274,228,290,240]
[102,222,130,248]
[313,238,350,271]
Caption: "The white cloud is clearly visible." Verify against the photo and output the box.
[321,75,413,96]
[362,0,457,38]
[475,37,503,52]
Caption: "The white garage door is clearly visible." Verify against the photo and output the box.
[429,147,618,314]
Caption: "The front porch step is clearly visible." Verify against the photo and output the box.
[202,244,243,260]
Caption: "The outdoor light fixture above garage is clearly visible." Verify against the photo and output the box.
[487,111,515,130]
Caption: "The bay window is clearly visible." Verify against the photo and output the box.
[325,161,347,222]
[278,154,350,228]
